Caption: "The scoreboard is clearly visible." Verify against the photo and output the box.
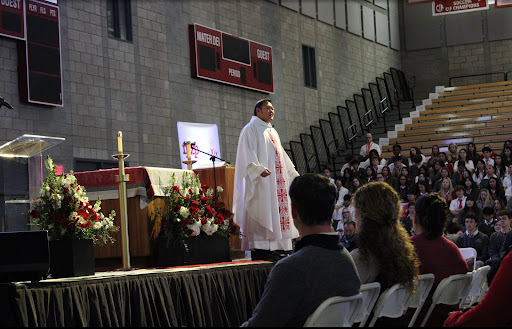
[0,0,62,107]
[189,23,274,94]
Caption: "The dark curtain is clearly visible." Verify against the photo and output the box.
[1,262,273,327]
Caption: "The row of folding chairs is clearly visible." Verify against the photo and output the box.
[304,265,491,327]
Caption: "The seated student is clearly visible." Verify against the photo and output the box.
[487,210,512,262]
[407,147,427,168]
[472,159,486,186]
[350,182,419,326]
[381,166,395,187]
[456,211,490,269]
[479,206,497,238]
[439,152,454,174]
[340,193,355,219]
[494,155,507,180]
[350,177,363,194]
[481,145,495,166]
[446,142,459,164]
[488,177,506,204]
[494,198,505,219]
[387,143,408,166]
[363,166,376,184]
[415,181,430,199]
[454,148,475,173]
[444,247,512,327]
[322,166,335,186]
[502,163,512,191]
[401,202,415,236]
[341,167,353,189]
[433,167,452,192]
[395,174,410,202]
[350,182,419,289]
[501,145,512,166]
[368,155,383,174]
[339,154,355,177]
[467,142,481,165]
[452,161,467,187]
[457,195,482,232]
[407,193,468,327]
[438,177,455,208]
[449,185,467,219]
[340,220,358,252]
[388,155,407,179]
[427,144,441,171]
[349,158,366,180]
[332,178,350,229]
[241,174,361,327]
[361,149,386,169]
[476,188,494,210]
[480,164,501,190]
[463,175,479,201]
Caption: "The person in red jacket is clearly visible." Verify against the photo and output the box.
[406,193,468,327]
[444,249,512,327]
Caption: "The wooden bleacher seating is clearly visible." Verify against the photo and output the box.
[380,81,512,159]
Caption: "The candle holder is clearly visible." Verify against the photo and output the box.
[182,141,197,170]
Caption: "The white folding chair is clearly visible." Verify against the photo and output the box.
[303,293,364,327]
[356,282,381,327]
[368,283,412,327]
[420,272,473,327]
[460,265,491,309]
[406,273,435,327]
[459,247,477,271]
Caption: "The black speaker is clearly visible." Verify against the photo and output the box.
[0,230,49,282]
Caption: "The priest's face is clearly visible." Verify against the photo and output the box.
[256,101,275,123]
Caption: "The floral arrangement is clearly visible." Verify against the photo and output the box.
[29,156,118,245]
[150,172,238,250]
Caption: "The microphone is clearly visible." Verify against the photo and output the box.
[0,97,13,110]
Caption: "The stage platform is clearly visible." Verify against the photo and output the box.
[0,260,273,327]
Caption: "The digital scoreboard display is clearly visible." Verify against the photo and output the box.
[24,0,62,106]
[189,23,274,94]
[0,0,24,40]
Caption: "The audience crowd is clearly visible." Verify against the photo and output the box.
[246,137,512,327]
[318,137,512,326]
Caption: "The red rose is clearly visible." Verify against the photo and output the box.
[172,185,180,192]
[201,218,207,225]
[184,196,190,201]
[30,210,40,218]
[200,196,208,204]
[61,186,69,194]
[217,213,225,222]
[181,221,188,228]
[77,209,90,220]
[63,195,72,205]
[91,212,99,222]
[191,200,199,208]
[189,188,193,194]
[186,229,193,236]
[201,184,209,190]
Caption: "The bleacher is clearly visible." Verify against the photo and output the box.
[381,80,512,159]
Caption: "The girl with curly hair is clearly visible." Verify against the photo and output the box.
[351,182,419,291]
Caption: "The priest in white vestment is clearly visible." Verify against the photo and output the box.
[233,99,300,255]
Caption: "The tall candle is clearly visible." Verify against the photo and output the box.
[186,140,192,159]
[117,131,123,154]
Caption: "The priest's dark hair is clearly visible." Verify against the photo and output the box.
[289,173,336,226]
[254,98,272,115]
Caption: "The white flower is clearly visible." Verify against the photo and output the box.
[193,186,200,195]
[178,206,190,218]
[223,219,230,226]
[217,186,224,193]
[93,222,103,230]
[188,221,201,236]
[206,188,213,197]
[202,222,218,236]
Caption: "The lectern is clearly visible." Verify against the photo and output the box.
[0,134,65,232]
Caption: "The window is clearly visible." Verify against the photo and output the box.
[107,0,132,41]
[302,45,317,88]
[74,158,127,173]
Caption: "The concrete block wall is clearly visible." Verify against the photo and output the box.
[0,0,400,172]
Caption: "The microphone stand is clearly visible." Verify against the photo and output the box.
[191,145,230,197]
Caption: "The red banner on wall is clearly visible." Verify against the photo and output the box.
[433,0,489,15]
[496,0,512,7]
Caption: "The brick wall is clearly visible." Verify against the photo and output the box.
[0,0,400,171]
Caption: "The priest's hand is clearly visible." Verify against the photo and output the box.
[260,169,271,177]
